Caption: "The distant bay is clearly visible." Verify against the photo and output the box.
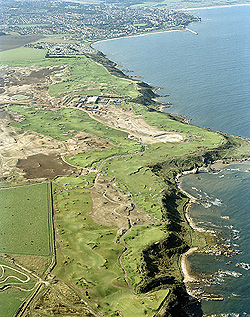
[94,5,250,138]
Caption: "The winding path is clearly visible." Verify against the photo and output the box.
[0,264,30,284]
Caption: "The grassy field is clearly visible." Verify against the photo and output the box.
[0,47,46,63]
[0,183,53,256]
[0,288,32,317]
[0,182,54,316]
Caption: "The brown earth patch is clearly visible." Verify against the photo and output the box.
[0,65,66,106]
[17,154,78,180]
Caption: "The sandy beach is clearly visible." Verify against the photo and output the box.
[181,3,250,11]
[181,247,198,283]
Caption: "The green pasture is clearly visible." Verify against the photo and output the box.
[0,289,30,317]
[0,183,53,256]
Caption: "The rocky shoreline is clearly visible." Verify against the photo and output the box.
[176,160,250,303]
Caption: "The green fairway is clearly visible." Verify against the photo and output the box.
[54,174,96,189]
[48,55,139,98]
[53,181,170,316]
[0,183,53,256]
[9,106,141,149]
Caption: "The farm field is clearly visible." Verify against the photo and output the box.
[0,183,53,256]
[0,47,46,62]
[0,257,39,317]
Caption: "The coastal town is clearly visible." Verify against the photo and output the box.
[0,0,201,41]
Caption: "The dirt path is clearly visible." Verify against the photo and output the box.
[0,264,30,284]
[118,231,137,294]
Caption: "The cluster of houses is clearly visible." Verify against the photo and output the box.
[25,42,95,55]
[1,1,201,42]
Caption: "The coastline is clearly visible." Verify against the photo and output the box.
[3,3,250,316]
[91,28,184,46]
[92,12,250,300]
[176,160,250,300]
[92,3,250,47]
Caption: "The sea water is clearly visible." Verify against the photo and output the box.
[94,6,250,315]
[94,6,250,138]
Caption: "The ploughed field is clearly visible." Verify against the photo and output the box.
[17,154,78,179]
